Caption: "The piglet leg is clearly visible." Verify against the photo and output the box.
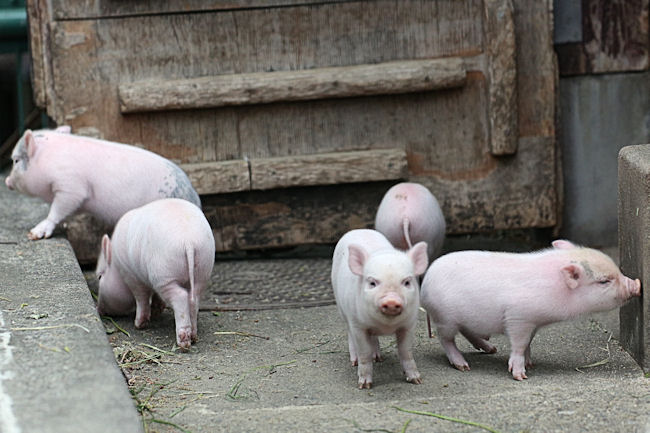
[349,327,374,389]
[347,328,358,366]
[133,289,152,329]
[29,190,84,240]
[506,323,536,381]
[189,283,204,343]
[370,335,383,362]
[524,329,537,368]
[438,326,470,371]
[461,329,497,354]
[396,327,421,384]
[159,283,192,351]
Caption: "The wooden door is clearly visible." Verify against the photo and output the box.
[27,0,558,255]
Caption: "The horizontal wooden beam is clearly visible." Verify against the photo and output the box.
[179,149,408,195]
[180,160,250,195]
[250,149,407,190]
[118,58,467,113]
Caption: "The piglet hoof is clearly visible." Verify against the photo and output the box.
[453,362,471,372]
[351,359,358,367]
[511,371,528,381]
[177,329,192,352]
[508,364,528,381]
[27,229,48,241]
[358,379,372,389]
[373,353,384,363]
[177,338,191,352]
[134,317,150,329]
[28,220,55,240]
[405,373,422,385]
[177,341,191,352]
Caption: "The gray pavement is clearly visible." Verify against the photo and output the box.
[1,170,650,433]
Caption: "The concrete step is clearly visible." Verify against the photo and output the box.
[0,172,142,433]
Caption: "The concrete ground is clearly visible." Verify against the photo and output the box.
[1,171,650,433]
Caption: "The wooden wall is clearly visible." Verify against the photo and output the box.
[27,0,559,258]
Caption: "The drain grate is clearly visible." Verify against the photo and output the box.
[200,258,334,311]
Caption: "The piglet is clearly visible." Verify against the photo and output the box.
[331,229,428,388]
[375,182,446,260]
[5,127,200,240]
[420,240,641,380]
[96,198,215,350]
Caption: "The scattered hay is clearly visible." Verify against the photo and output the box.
[130,380,193,433]
[114,342,178,369]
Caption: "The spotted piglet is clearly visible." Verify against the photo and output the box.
[5,127,200,240]
[331,229,428,388]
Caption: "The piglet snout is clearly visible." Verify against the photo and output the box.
[5,177,13,190]
[628,278,642,297]
[380,295,403,316]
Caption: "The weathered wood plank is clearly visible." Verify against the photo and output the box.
[580,0,648,72]
[26,0,45,107]
[484,0,518,155]
[181,160,250,195]
[250,149,407,190]
[181,149,409,194]
[512,0,556,138]
[50,0,356,20]
[27,0,56,111]
[555,0,649,76]
[118,58,467,113]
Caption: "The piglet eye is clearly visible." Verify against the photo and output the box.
[403,279,411,287]
[598,279,610,285]
[368,279,377,288]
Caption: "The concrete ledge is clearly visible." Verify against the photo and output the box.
[618,144,650,372]
[0,173,142,433]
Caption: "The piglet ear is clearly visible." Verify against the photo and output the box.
[55,125,71,134]
[23,130,36,158]
[408,241,429,276]
[348,244,368,276]
[101,234,112,266]
[553,239,577,250]
[561,264,582,289]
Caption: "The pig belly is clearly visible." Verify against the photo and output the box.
[429,300,506,337]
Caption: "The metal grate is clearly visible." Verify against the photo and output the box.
[200,258,334,311]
